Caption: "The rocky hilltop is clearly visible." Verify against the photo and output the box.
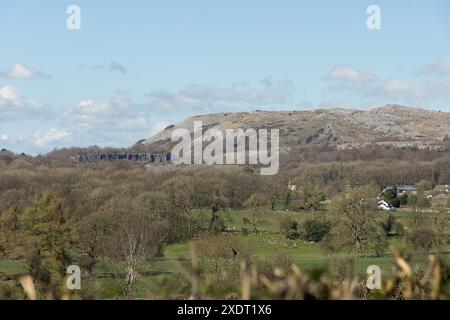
[140,105,450,153]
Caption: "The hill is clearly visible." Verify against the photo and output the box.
[140,104,450,154]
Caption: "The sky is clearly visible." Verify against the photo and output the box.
[1,0,450,154]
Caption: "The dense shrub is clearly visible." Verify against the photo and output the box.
[302,219,330,242]
[390,197,400,208]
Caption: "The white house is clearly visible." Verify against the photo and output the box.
[378,200,395,211]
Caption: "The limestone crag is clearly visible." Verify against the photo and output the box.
[72,152,172,163]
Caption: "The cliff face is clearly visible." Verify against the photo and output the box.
[140,105,450,153]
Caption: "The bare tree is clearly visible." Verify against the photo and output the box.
[75,211,112,277]
[163,176,201,239]
[104,196,162,297]
[330,186,378,257]
[119,212,160,296]
[244,192,270,233]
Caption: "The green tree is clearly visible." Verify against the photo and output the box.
[382,187,397,202]
[294,186,326,211]
[19,193,75,297]
[0,207,20,258]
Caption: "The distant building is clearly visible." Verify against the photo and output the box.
[378,200,395,211]
[432,185,450,192]
[384,184,417,194]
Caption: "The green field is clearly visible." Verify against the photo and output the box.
[1,209,449,298]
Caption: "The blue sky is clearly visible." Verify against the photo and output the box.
[1,0,450,154]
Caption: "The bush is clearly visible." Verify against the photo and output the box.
[408,228,437,255]
[407,194,431,208]
[273,253,295,271]
[286,229,300,240]
[196,235,252,284]
[382,188,397,201]
[302,219,330,242]
[390,197,400,208]
[254,252,295,274]
[381,214,404,237]
[369,231,388,257]
[399,193,408,205]
[280,217,300,240]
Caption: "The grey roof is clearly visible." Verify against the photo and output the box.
[386,185,417,191]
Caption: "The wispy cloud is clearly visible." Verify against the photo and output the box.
[0,64,51,80]
[146,79,293,112]
[419,58,450,77]
[78,61,128,74]
[324,65,450,106]
[109,62,128,74]
[365,79,425,103]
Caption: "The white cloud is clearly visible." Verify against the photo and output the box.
[66,99,112,122]
[33,128,71,147]
[382,79,422,95]
[146,79,292,112]
[63,91,152,147]
[0,64,50,80]
[60,80,292,148]
[326,66,377,84]
[420,58,450,77]
[0,85,51,121]
[64,92,149,130]
[0,134,8,141]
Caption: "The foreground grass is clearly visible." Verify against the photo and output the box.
[0,260,27,275]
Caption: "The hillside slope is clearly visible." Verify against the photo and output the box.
[140,105,450,153]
